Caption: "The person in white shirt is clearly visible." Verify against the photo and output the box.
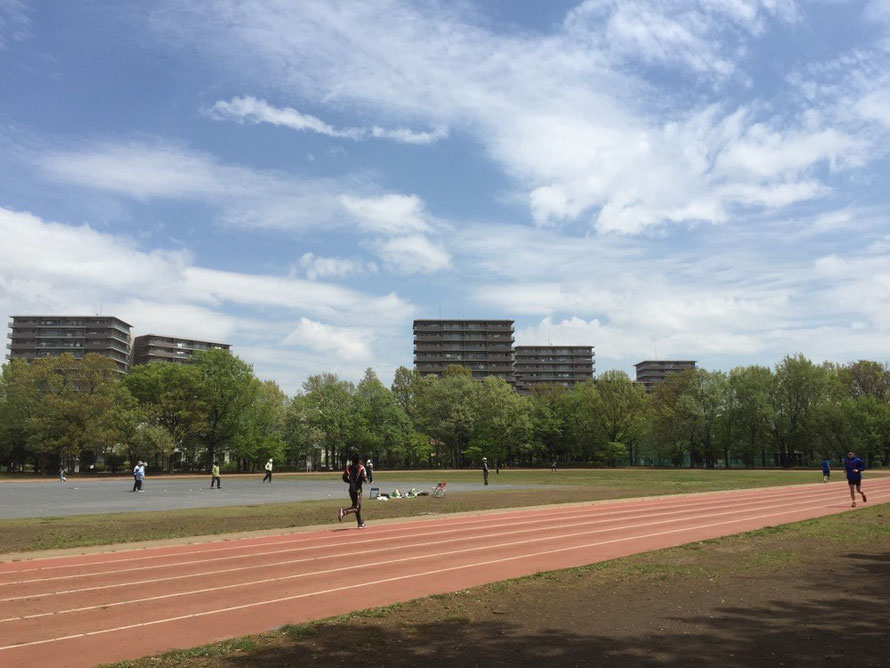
[132,461,145,492]
[262,458,273,483]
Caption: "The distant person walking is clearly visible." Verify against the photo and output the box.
[262,458,273,483]
[132,461,145,492]
[821,457,831,483]
[482,457,489,486]
[366,458,374,483]
[551,460,557,472]
[59,466,67,483]
[495,461,500,474]
[338,453,368,528]
[210,461,221,489]
[844,451,867,507]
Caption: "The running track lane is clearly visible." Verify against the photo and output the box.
[0,480,887,668]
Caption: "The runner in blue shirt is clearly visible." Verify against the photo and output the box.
[821,458,831,483]
[844,451,867,508]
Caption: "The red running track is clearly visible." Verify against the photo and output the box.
[1,479,888,668]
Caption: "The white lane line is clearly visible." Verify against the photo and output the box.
[3,490,884,627]
[2,480,874,594]
[0,482,855,588]
[0,480,858,576]
[0,489,824,602]
[3,491,884,653]
[0,482,865,600]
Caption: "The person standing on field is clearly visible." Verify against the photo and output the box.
[262,458,273,483]
[131,461,142,492]
[132,461,145,492]
[366,458,374,483]
[338,453,368,528]
[210,461,221,489]
[844,451,867,507]
[482,457,489,486]
[821,457,831,483]
[59,465,67,483]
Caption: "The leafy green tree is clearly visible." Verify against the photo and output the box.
[727,365,774,466]
[283,393,315,469]
[231,379,287,470]
[14,355,121,473]
[391,366,422,417]
[769,354,832,466]
[587,371,650,465]
[469,376,533,465]
[529,384,570,465]
[189,349,261,469]
[846,395,890,465]
[651,369,728,468]
[414,366,478,467]
[838,360,890,401]
[302,373,358,469]
[123,361,207,469]
[354,368,411,466]
[0,359,40,471]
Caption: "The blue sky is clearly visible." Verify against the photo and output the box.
[1,0,889,393]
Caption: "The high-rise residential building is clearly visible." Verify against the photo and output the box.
[413,320,515,384]
[131,334,231,366]
[514,346,595,392]
[6,315,132,374]
[634,359,697,393]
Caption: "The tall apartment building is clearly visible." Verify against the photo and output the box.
[514,346,595,392]
[413,320,515,384]
[6,315,132,374]
[634,359,697,393]
[131,334,231,366]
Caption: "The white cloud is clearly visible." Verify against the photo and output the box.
[458,216,890,373]
[0,0,30,49]
[146,1,875,235]
[36,140,453,275]
[339,193,431,235]
[298,253,377,280]
[209,96,448,145]
[282,317,372,360]
[0,206,191,293]
[377,235,451,274]
[0,206,417,392]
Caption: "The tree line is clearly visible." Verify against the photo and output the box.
[1,351,888,474]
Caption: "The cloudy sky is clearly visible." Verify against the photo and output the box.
[1,0,889,392]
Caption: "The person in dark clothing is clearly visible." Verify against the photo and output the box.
[821,457,831,483]
[844,451,867,507]
[338,453,368,528]
[482,457,489,486]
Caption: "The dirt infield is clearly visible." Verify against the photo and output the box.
[1,479,888,667]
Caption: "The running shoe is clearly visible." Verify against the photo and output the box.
[862,493,867,503]
[852,502,857,507]
[338,508,344,522]
[358,523,367,529]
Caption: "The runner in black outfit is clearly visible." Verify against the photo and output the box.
[338,453,368,528]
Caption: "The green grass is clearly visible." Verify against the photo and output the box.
[1,468,886,555]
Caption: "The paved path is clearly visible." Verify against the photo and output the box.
[1,478,887,668]
[0,476,533,519]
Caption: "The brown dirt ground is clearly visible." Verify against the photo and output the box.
[110,504,890,668]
